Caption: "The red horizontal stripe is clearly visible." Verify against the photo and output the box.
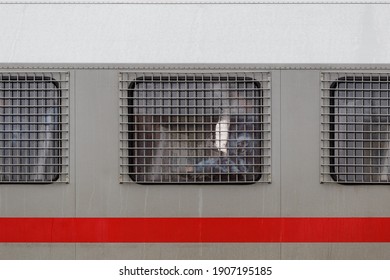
[0,218,389,243]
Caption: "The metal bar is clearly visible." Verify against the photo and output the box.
[0,72,70,183]
[119,71,271,184]
[321,72,390,183]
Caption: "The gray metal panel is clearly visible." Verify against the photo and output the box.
[73,68,281,259]
[75,70,121,216]
[1,64,389,259]
[0,69,76,217]
[76,244,280,260]
[0,244,75,260]
[76,68,280,218]
[282,244,390,260]
[281,70,390,217]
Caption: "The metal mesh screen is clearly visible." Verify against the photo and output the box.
[0,72,69,183]
[321,72,390,184]
[120,72,271,184]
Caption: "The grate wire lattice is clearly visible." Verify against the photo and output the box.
[0,72,69,183]
[120,72,271,184]
[321,72,390,184]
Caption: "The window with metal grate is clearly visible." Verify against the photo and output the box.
[321,72,390,184]
[0,72,69,183]
[120,72,271,184]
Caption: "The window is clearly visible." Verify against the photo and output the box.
[321,72,390,184]
[0,72,69,183]
[120,72,271,184]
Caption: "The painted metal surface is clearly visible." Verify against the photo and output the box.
[0,65,389,260]
[2,0,390,260]
[1,3,390,64]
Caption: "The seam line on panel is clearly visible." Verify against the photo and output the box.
[73,70,77,260]
[1,1,390,5]
[279,69,282,260]
[2,66,390,71]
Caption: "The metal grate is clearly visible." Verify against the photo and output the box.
[120,71,271,184]
[0,72,69,183]
[321,72,390,184]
